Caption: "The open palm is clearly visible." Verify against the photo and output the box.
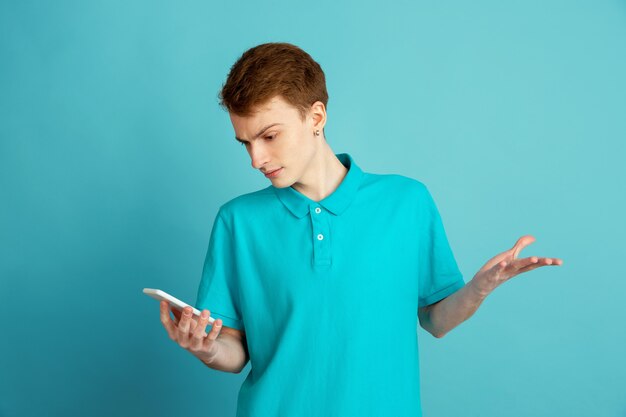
[473,235,563,295]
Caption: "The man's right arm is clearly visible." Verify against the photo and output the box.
[204,327,249,374]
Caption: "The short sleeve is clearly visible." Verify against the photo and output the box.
[417,187,465,308]
[195,208,244,330]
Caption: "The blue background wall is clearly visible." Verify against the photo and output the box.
[1,1,625,416]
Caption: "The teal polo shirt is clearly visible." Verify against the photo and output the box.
[196,152,465,417]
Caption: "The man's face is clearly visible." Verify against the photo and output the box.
[229,95,323,188]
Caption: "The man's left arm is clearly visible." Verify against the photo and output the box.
[419,235,563,338]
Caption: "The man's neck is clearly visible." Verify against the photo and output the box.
[291,145,348,202]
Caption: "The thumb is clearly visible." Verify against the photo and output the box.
[511,235,535,259]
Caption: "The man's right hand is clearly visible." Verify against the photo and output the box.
[159,301,224,365]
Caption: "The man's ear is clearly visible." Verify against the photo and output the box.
[309,101,327,132]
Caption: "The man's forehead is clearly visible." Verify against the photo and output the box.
[231,97,299,139]
[231,111,280,134]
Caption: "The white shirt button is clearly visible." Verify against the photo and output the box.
[315,207,321,214]
[317,234,324,241]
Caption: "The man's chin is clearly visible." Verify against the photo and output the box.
[269,175,297,189]
[270,180,294,189]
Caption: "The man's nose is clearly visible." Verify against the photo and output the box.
[249,143,269,170]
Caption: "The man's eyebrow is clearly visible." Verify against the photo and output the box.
[235,123,283,142]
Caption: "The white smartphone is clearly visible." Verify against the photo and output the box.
[143,288,215,325]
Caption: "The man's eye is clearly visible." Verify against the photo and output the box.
[265,134,276,141]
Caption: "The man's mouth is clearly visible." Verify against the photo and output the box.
[264,167,283,178]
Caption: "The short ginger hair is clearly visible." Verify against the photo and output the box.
[218,42,329,122]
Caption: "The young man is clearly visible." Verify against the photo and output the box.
[159,42,563,416]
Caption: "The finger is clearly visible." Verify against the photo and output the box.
[517,257,562,273]
[533,257,562,266]
[516,263,545,274]
[186,312,199,332]
[171,307,182,324]
[171,308,198,329]
[189,310,211,351]
[177,307,194,346]
[203,318,223,350]
[511,235,536,259]
[159,301,178,340]
[483,236,534,272]
[511,256,539,272]
[545,257,563,266]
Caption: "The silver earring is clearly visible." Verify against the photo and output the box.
[314,130,320,136]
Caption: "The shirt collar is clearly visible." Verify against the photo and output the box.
[273,153,364,218]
